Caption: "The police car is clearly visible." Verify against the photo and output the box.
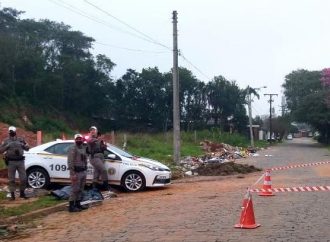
[24,140,171,192]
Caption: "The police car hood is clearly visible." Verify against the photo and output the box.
[133,156,169,170]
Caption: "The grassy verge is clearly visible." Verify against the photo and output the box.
[0,193,63,219]
[113,130,268,167]
[0,159,5,170]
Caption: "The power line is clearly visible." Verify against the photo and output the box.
[50,0,212,82]
[48,0,164,45]
[83,0,172,51]
[252,105,262,116]
[179,51,211,81]
[95,41,169,54]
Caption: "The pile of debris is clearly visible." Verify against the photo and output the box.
[196,162,261,176]
[179,140,261,176]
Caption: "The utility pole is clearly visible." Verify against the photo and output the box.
[172,11,180,164]
[247,87,254,148]
[247,86,266,148]
[264,93,278,143]
[280,96,287,116]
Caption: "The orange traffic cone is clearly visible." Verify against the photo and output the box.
[259,169,275,196]
[234,189,261,229]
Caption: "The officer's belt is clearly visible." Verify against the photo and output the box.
[6,156,25,161]
[74,166,87,172]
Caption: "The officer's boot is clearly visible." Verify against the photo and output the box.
[10,192,15,201]
[92,182,98,190]
[102,180,110,191]
[76,200,89,210]
[68,201,81,213]
[20,190,28,199]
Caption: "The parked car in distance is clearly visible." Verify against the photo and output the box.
[287,134,293,140]
[24,140,171,192]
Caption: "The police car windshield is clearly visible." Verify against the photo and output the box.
[108,144,133,158]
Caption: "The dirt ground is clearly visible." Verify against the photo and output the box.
[2,138,330,242]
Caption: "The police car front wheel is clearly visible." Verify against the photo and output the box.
[121,171,146,192]
[27,167,50,189]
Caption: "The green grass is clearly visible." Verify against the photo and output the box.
[113,130,268,167]
[0,159,5,170]
[0,194,63,219]
[327,144,330,151]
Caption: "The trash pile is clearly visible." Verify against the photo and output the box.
[179,140,261,176]
[0,186,49,199]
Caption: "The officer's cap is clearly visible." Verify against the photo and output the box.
[8,126,16,132]
[74,134,83,140]
[89,126,97,131]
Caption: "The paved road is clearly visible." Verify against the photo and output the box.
[9,138,330,242]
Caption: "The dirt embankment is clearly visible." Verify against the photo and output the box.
[0,123,37,147]
[0,123,37,181]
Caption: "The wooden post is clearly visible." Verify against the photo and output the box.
[111,130,115,144]
[37,130,42,145]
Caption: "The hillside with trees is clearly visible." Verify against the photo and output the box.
[1,7,329,144]
[0,7,248,134]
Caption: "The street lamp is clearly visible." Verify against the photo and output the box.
[247,86,267,148]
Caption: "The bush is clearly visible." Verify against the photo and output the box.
[28,117,72,134]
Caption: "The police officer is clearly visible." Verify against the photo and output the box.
[67,134,88,212]
[0,126,29,200]
[86,126,109,190]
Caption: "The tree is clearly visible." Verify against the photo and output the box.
[0,7,116,130]
[283,69,330,143]
[206,76,247,131]
[321,68,330,108]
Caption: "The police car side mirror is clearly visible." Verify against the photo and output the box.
[107,154,116,160]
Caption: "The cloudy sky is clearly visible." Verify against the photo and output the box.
[1,0,330,117]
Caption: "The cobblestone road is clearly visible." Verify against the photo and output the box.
[8,138,330,242]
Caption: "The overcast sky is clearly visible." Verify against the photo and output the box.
[1,0,330,117]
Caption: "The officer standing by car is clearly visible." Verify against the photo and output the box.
[0,126,29,200]
[67,134,88,212]
[86,126,110,190]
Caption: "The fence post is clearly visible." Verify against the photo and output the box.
[123,134,127,150]
[37,130,42,145]
[194,130,197,143]
[111,130,115,144]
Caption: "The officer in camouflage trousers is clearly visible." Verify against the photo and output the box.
[67,134,88,212]
[86,126,109,190]
[0,126,29,200]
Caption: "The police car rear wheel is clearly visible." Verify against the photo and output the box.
[121,171,146,192]
[27,167,50,189]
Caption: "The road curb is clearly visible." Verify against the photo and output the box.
[0,202,67,226]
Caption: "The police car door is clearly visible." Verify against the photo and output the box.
[44,142,73,179]
[103,149,121,184]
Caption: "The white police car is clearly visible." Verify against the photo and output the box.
[24,140,171,192]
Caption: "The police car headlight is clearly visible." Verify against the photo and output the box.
[139,163,165,171]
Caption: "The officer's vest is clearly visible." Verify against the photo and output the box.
[5,138,25,161]
[73,146,87,168]
[88,138,106,155]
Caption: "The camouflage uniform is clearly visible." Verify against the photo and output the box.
[67,142,88,212]
[87,134,109,189]
[0,132,29,200]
